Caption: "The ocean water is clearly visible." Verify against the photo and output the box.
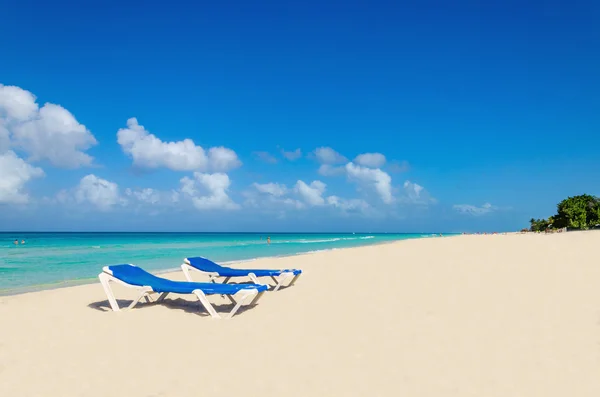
[0,232,438,294]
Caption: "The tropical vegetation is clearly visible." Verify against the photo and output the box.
[529,194,600,232]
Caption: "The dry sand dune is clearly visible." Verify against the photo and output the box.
[1,232,600,396]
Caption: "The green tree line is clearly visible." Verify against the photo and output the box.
[529,194,600,232]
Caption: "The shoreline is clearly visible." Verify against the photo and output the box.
[0,236,423,297]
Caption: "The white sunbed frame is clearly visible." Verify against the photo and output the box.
[181,262,301,292]
[98,266,265,319]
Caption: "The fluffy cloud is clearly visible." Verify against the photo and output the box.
[117,118,241,172]
[245,182,303,210]
[0,84,97,168]
[57,175,178,211]
[0,150,44,204]
[0,85,38,120]
[0,123,9,153]
[124,188,161,205]
[253,151,278,164]
[353,152,386,168]
[345,162,393,204]
[74,174,124,211]
[244,178,377,217]
[253,182,288,197]
[294,180,327,206]
[326,196,370,213]
[313,147,347,164]
[208,147,241,172]
[281,148,302,161]
[403,180,424,200]
[318,164,346,177]
[57,172,242,212]
[180,172,240,210]
[453,203,497,216]
[248,179,372,215]
[398,180,435,205]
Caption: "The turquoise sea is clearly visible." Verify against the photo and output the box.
[0,232,439,294]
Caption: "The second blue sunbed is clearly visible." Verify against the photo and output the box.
[182,256,302,291]
[98,264,268,319]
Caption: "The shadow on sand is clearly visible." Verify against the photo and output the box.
[87,278,295,317]
[88,294,261,317]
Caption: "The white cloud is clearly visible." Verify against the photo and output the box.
[244,182,303,210]
[0,85,39,120]
[208,147,241,172]
[294,180,327,206]
[0,84,97,168]
[0,123,9,153]
[180,172,240,210]
[403,180,424,199]
[313,147,347,164]
[179,175,197,197]
[117,118,241,172]
[354,152,386,168]
[0,150,44,204]
[397,180,436,205]
[345,162,393,204]
[74,174,123,211]
[326,196,370,213]
[245,179,374,216]
[453,203,497,216]
[318,164,346,177]
[281,148,302,161]
[55,172,239,212]
[125,188,161,205]
[253,182,288,197]
[122,187,181,212]
[253,151,278,164]
[280,197,305,209]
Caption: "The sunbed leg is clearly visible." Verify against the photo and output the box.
[193,290,221,319]
[225,294,237,305]
[99,272,120,311]
[157,292,169,303]
[288,273,301,287]
[181,264,193,282]
[227,290,260,319]
[273,272,293,292]
[127,288,151,310]
[217,277,233,299]
[248,273,262,287]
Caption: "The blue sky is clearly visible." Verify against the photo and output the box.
[0,0,598,232]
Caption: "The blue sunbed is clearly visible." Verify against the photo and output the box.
[98,264,268,319]
[182,256,302,291]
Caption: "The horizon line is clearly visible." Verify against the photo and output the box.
[0,231,456,234]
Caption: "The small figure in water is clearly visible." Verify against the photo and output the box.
[267,236,271,245]
[21,240,25,244]
[14,239,18,245]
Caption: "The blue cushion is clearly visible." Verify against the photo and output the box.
[186,257,302,277]
[107,264,268,294]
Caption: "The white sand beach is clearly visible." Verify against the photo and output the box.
[1,232,600,396]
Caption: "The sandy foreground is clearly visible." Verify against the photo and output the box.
[1,233,600,396]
